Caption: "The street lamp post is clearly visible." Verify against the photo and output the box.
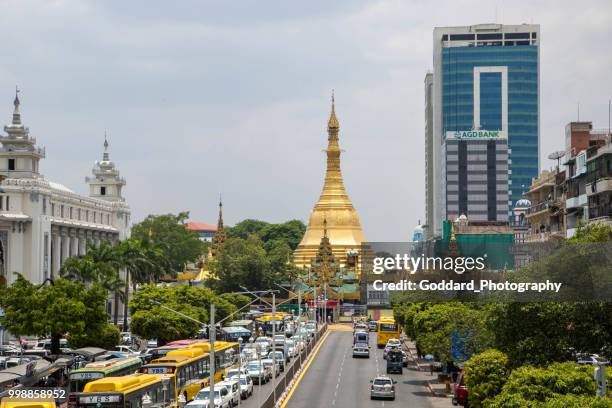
[209,303,216,408]
[237,337,243,406]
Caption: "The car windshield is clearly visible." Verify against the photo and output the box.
[247,362,261,370]
[373,379,392,386]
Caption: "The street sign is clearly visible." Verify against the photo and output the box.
[451,330,471,363]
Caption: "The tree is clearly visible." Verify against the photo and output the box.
[0,275,110,354]
[209,236,299,293]
[412,303,489,365]
[258,220,306,250]
[60,242,125,325]
[486,362,597,407]
[131,212,205,274]
[568,222,612,243]
[116,238,169,329]
[465,349,509,407]
[129,285,239,344]
[68,323,121,350]
[227,219,270,240]
[226,219,306,250]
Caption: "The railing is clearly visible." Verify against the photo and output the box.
[259,324,328,408]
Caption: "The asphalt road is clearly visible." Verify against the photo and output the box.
[284,329,434,408]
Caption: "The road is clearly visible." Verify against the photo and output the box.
[284,328,434,408]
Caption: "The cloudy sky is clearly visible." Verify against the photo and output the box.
[0,0,611,241]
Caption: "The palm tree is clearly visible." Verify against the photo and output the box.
[82,241,124,324]
[117,238,169,329]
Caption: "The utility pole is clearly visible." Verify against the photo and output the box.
[209,303,215,408]
[271,292,277,403]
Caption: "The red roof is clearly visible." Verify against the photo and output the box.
[186,222,217,232]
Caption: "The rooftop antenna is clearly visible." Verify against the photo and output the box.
[577,102,580,121]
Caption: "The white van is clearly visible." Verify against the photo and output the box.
[218,379,240,407]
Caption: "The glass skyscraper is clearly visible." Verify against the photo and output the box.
[427,24,540,236]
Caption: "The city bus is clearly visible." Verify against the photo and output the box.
[68,357,143,393]
[377,317,400,348]
[71,373,170,408]
[254,313,292,336]
[147,339,202,361]
[139,341,239,403]
[1,401,57,408]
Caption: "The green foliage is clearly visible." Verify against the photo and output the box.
[486,362,595,407]
[568,222,612,243]
[68,323,121,350]
[209,236,299,292]
[465,349,509,407]
[131,212,205,273]
[129,284,239,344]
[0,275,109,354]
[226,219,306,250]
[412,302,489,364]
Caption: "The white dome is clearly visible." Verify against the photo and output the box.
[514,198,531,208]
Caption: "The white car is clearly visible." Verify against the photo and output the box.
[218,379,240,407]
[246,361,269,384]
[193,386,232,408]
[225,366,249,379]
[261,358,280,378]
[285,339,297,357]
[229,375,253,399]
[254,337,271,350]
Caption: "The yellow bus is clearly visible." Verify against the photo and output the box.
[139,341,239,403]
[255,313,291,336]
[1,401,56,408]
[71,373,169,408]
[68,357,143,393]
[377,317,400,348]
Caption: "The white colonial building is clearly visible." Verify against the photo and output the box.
[0,91,130,287]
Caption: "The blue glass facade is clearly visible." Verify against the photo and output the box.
[442,45,539,205]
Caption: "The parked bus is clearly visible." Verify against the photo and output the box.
[68,357,143,393]
[377,317,400,348]
[139,341,239,402]
[71,373,169,408]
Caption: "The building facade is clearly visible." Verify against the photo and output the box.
[0,92,130,287]
[443,135,509,223]
[424,72,434,240]
[186,221,217,242]
[429,23,540,236]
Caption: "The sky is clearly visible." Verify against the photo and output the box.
[0,0,611,241]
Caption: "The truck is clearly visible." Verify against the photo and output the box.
[386,349,403,374]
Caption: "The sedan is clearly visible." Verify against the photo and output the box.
[352,343,370,358]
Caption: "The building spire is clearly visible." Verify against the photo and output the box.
[327,90,339,132]
[323,215,328,238]
[12,86,21,126]
[103,132,109,161]
[211,196,226,257]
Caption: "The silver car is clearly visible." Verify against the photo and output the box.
[370,376,396,400]
[352,343,370,358]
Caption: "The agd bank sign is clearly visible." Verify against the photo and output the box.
[446,129,507,140]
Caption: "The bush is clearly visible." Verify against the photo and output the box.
[465,349,509,407]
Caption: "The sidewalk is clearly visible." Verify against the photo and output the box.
[401,337,454,402]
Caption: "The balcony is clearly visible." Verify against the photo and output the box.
[586,178,612,196]
[566,194,588,209]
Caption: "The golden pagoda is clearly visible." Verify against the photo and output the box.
[293,94,366,279]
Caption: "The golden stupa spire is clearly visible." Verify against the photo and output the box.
[293,93,366,279]
[328,90,339,131]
